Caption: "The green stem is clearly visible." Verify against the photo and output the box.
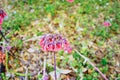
[5,51,9,72]
[14,72,30,76]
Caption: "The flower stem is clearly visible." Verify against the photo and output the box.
[5,51,9,72]
[25,67,28,80]
[75,49,108,80]
[53,52,57,80]
[43,55,46,79]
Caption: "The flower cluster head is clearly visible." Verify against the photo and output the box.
[39,34,72,53]
[103,21,111,27]
[0,48,5,64]
[0,9,7,25]
[66,0,74,3]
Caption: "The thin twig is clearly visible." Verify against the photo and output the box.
[75,49,108,80]
[42,55,46,79]
[53,52,57,80]
[0,30,8,42]
[25,67,28,80]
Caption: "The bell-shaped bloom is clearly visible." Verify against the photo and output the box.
[54,42,62,51]
[62,39,70,48]
[103,21,111,27]
[42,74,49,80]
[67,0,74,3]
[0,9,7,25]
[6,46,12,51]
[47,43,55,51]
[0,17,4,25]
[64,47,72,53]
[0,27,2,30]
[39,34,72,53]
[0,51,6,64]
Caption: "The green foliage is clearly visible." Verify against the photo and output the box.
[102,66,108,73]
[101,58,108,66]
[83,74,98,80]
[37,74,42,80]
[92,27,111,40]
[16,39,23,48]
[45,4,56,16]
[37,32,43,36]
[0,73,6,80]
[46,65,54,73]
[73,52,81,61]
[70,60,78,67]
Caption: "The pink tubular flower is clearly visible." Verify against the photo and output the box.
[43,74,49,80]
[64,47,72,53]
[67,0,74,3]
[6,46,12,51]
[39,34,72,53]
[103,21,111,27]
[0,27,2,30]
[0,51,5,64]
[54,42,62,51]
[0,17,3,25]
[47,43,55,51]
[0,9,7,25]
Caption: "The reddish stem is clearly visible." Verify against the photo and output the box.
[53,52,57,80]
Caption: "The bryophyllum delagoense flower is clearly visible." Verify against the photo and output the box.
[0,9,7,25]
[0,50,5,64]
[66,0,74,3]
[39,34,72,53]
[103,21,111,27]
[0,27,2,30]
[43,74,49,80]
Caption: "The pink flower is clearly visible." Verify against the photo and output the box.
[0,9,7,25]
[62,39,70,48]
[103,21,111,27]
[47,43,55,51]
[0,51,6,64]
[39,34,72,53]
[6,46,12,51]
[40,37,45,46]
[67,0,74,3]
[0,27,2,30]
[0,17,4,25]
[54,42,62,51]
[43,74,49,80]
[64,47,72,53]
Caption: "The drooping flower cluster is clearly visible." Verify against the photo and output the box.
[0,9,7,25]
[0,9,7,30]
[0,50,5,64]
[66,0,74,3]
[103,21,111,27]
[39,34,72,53]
